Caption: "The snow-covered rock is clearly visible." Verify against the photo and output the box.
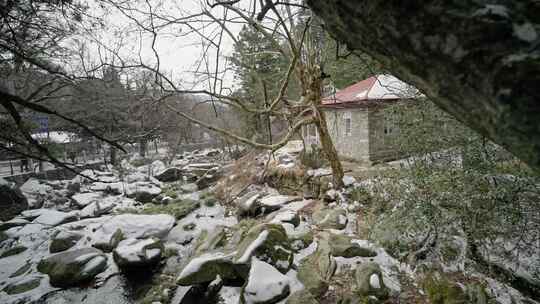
[113,238,163,270]
[154,167,183,182]
[177,251,238,285]
[89,182,124,195]
[79,200,115,218]
[49,231,83,253]
[90,214,175,249]
[37,248,108,287]
[71,192,102,208]
[242,258,290,304]
[342,175,357,187]
[125,182,161,203]
[33,209,78,227]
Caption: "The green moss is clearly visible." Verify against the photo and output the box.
[349,187,372,204]
[0,246,27,258]
[204,196,218,207]
[422,274,468,304]
[234,223,293,273]
[139,274,176,304]
[9,263,32,278]
[140,199,200,220]
[441,244,460,263]
[3,277,41,295]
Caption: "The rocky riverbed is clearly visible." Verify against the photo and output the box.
[0,147,538,304]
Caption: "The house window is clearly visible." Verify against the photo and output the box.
[383,111,399,136]
[344,112,352,136]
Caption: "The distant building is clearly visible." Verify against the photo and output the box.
[303,74,422,163]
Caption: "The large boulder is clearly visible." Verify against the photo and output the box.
[195,167,222,190]
[113,238,163,270]
[91,214,175,251]
[241,258,290,304]
[312,207,348,230]
[0,218,29,231]
[125,181,162,203]
[176,251,238,285]
[297,238,336,298]
[37,248,108,287]
[234,223,294,274]
[33,209,78,227]
[155,167,184,182]
[50,231,83,253]
[324,233,377,258]
[0,178,28,221]
[2,276,42,295]
[19,178,50,209]
[71,192,102,208]
[89,182,123,195]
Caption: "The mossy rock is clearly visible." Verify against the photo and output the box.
[9,263,32,278]
[93,228,124,252]
[0,246,27,258]
[3,276,41,295]
[354,262,389,300]
[194,227,227,254]
[234,223,293,274]
[324,233,377,258]
[291,231,314,251]
[204,196,218,207]
[312,207,348,230]
[37,248,108,288]
[297,238,336,298]
[0,231,7,243]
[422,273,468,304]
[50,231,83,253]
[176,251,239,285]
[142,199,200,220]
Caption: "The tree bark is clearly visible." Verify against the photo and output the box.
[307,0,540,171]
[309,65,345,188]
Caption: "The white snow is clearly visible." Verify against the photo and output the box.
[259,195,299,207]
[91,214,175,245]
[31,131,79,143]
[269,210,297,224]
[237,230,269,263]
[243,258,290,304]
[114,238,160,263]
[369,274,381,289]
[80,255,107,276]
[342,175,357,187]
[33,210,76,227]
[365,74,422,100]
[72,192,102,207]
[177,251,235,281]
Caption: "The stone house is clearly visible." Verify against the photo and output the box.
[303,74,421,163]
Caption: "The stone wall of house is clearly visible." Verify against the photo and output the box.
[325,108,370,163]
[368,107,401,162]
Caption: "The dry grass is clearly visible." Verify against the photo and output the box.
[214,150,263,204]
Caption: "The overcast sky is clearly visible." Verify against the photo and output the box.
[79,0,248,92]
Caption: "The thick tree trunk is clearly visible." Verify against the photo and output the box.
[315,109,345,188]
[309,65,345,188]
[307,0,540,171]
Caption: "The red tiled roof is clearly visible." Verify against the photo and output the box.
[321,74,420,108]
